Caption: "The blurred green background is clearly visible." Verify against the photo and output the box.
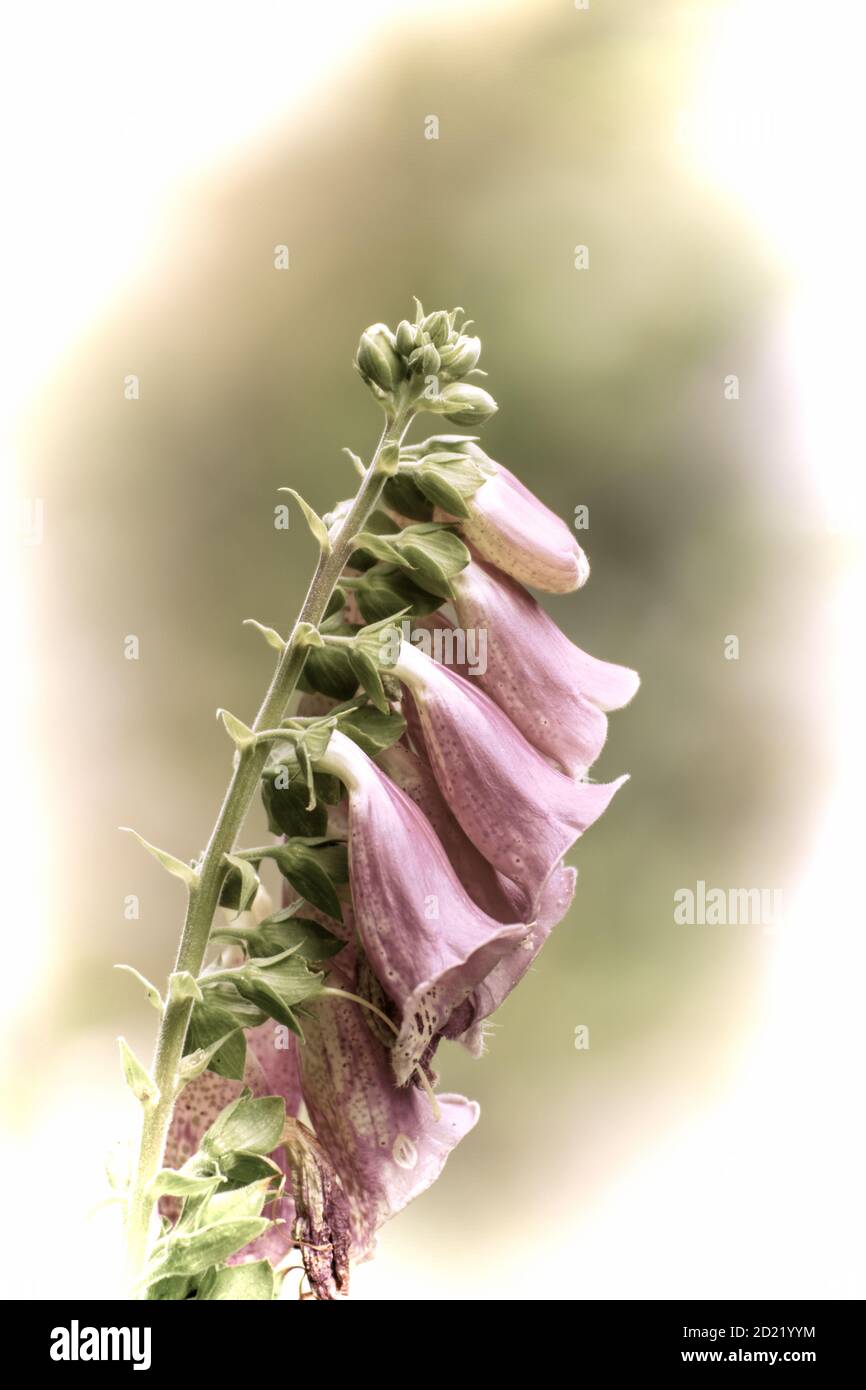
[14,0,832,1298]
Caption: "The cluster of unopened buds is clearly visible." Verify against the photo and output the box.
[117,302,638,1301]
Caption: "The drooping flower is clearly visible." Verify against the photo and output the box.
[317,729,528,1084]
[392,641,628,918]
[432,449,589,593]
[443,862,578,1054]
[297,968,479,1258]
[378,743,579,1050]
[449,555,639,776]
[376,740,518,920]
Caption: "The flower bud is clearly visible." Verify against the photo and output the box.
[395,319,417,357]
[432,382,498,426]
[420,342,441,375]
[422,309,451,346]
[356,323,406,393]
[439,335,481,379]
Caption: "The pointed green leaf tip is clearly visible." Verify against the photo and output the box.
[279,488,332,554]
[118,1036,159,1106]
[243,619,285,652]
[217,708,255,751]
[114,964,164,1013]
[120,827,199,890]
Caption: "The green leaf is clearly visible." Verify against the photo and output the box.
[275,841,343,921]
[203,1094,286,1159]
[197,1260,275,1301]
[120,828,199,890]
[185,1000,248,1081]
[338,705,407,756]
[220,853,260,915]
[147,1218,270,1281]
[118,1037,158,1106]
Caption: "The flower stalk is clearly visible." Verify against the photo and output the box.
[124,402,416,1293]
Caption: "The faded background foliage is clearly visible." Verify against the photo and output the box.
[8,0,851,1299]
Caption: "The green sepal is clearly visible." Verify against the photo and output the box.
[324,585,347,620]
[219,852,260,915]
[261,773,328,838]
[146,1218,271,1282]
[147,1169,224,1201]
[348,647,388,713]
[146,1275,193,1301]
[338,705,407,756]
[383,471,434,521]
[203,1094,287,1160]
[412,451,489,518]
[297,618,359,700]
[204,948,326,1033]
[347,509,401,571]
[178,1029,241,1084]
[197,1261,276,1301]
[352,567,444,623]
[393,523,471,597]
[203,1177,272,1225]
[185,1000,250,1081]
[272,840,344,921]
[212,911,344,965]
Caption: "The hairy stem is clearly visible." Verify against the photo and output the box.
[125,404,414,1293]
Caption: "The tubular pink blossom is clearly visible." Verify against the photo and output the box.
[317,730,528,1084]
[376,740,519,921]
[445,863,578,1054]
[298,979,479,1258]
[393,641,628,918]
[450,556,640,775]
[435,462,589,593]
